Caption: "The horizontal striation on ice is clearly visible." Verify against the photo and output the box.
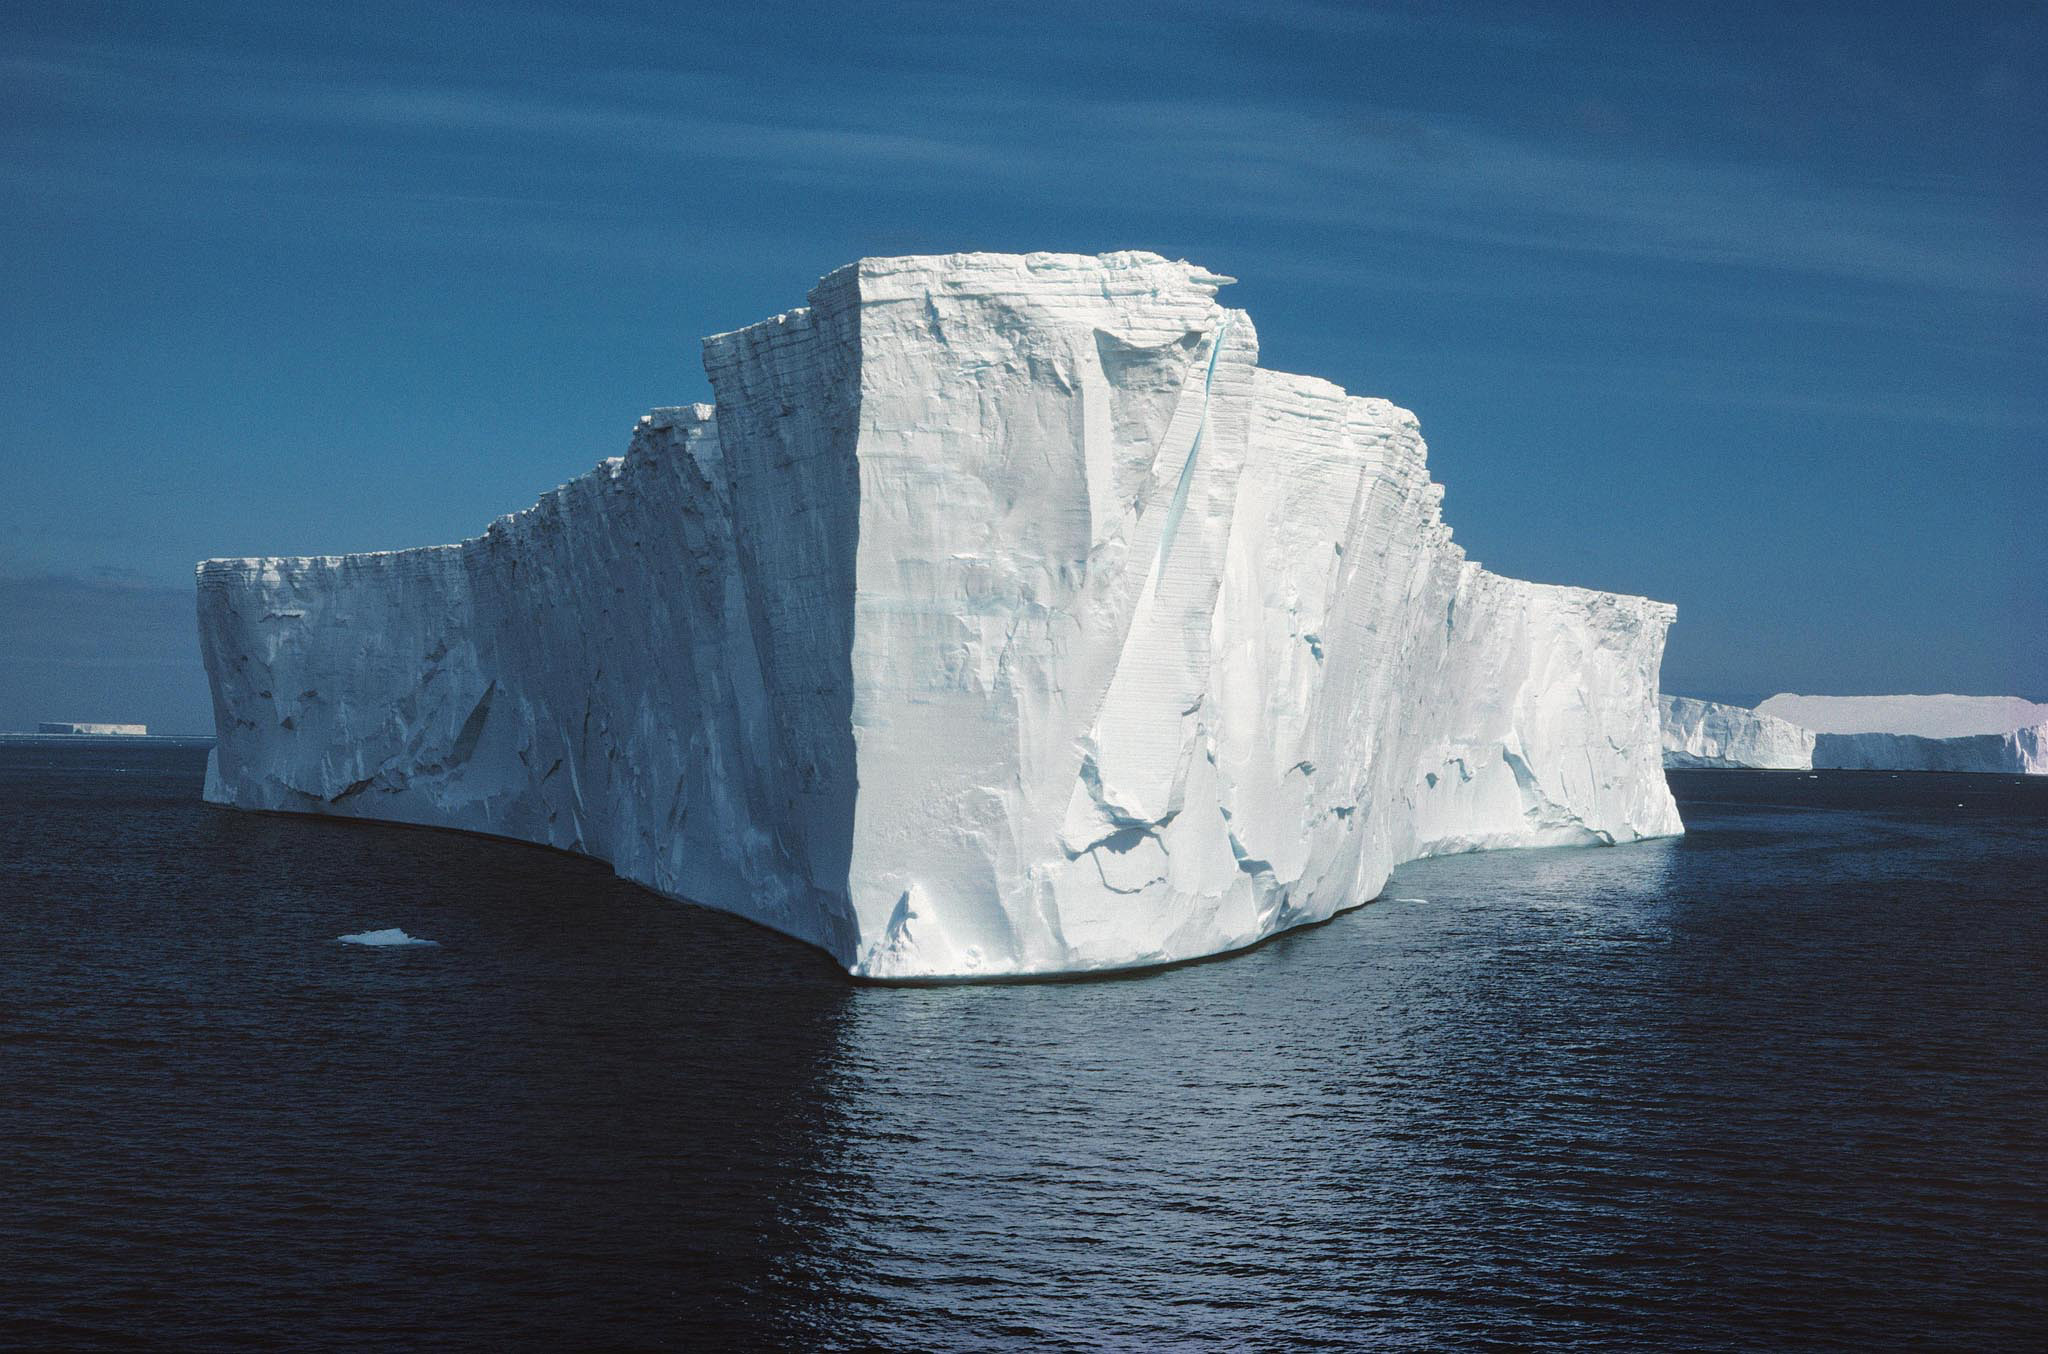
[199,251,1683,980]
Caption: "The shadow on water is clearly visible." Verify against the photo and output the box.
[3,749,2044,1350]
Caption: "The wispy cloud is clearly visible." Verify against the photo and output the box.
[6,28,2034,310]
[0,4,2039,709]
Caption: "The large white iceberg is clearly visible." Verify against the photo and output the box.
[198,252,1682,979]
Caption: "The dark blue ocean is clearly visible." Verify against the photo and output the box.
[2,743,2044,1351]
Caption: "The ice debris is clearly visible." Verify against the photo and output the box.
[337,928,437,947]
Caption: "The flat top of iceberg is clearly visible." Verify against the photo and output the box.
[1756,693,2048,738]
[700,250,1237,348]
[850,248,1234,288]
[337,928,437,947]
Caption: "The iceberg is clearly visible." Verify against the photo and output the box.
[199,252,1682,980]
[1661,692,2047,775]
[1757,694,2048,775]
[1659,694,1815,769]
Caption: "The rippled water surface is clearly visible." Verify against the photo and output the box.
[3,745,2044,1350]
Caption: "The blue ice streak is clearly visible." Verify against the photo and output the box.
[1155,316,1234,573]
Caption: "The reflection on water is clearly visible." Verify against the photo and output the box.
[2,749,2043,1350]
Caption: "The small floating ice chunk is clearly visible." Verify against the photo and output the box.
[337,927,437,947]
[1388,897,1429,904]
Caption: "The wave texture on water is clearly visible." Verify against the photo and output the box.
[2,746,2044,1350]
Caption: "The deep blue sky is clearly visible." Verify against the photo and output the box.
[2,0,2041,732]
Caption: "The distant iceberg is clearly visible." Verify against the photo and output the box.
[1661,692,2047,775]
[337,928,437,947]
[1659,695,1814,769]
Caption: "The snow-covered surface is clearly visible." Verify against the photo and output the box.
[337,928,437,947]
[1659,695,1814,769]
[1755,693,2048,739]
[199,251,1682,980]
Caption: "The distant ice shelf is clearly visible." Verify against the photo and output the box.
[1661,693,2047,775]
[199,251,1682,980]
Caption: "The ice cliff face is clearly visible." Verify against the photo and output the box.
[199,252,1682,979]
[1659,695,1815,769]
[1811,726,2047,774]
[1660,692,2047,775]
